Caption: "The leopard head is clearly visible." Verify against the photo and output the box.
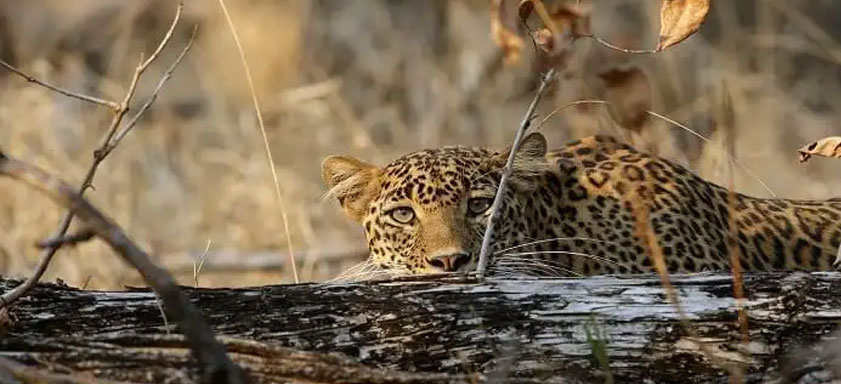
[322,133,549,274]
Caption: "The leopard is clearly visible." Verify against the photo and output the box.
[322,132,841,276]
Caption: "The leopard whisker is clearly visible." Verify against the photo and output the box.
[488,266,544,278]
[498,236,730,262]
[332,260,372,277]
[329,259,402,282]
[491,256,583,277]
[492,237,622,256]
[491,261,581,277]
[330,268,394,282]
[501,250,623,268]
[329,268,371,283]
[490,266,550,278]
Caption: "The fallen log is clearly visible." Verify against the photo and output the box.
[2,272,841,383]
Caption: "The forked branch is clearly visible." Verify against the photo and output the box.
[0,151,248,383]
[0,3,193,310]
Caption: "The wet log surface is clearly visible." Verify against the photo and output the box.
[2,272,841,384]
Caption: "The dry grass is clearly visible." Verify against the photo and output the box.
[2,0,841,289]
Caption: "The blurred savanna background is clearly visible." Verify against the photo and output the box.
[1,0,841,289]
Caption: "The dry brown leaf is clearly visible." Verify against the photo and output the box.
[657,0,710,51]
[532,28,555,53]
[552,2,592,38]
[524,1,592,38]
[798,137,841,163]
[522,1,590,70]
[491,0,524,66]
[517,0,534,22]
[599,67,652,133]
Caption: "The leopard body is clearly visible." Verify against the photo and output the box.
[322,133,841,275]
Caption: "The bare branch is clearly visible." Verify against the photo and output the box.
[475,68,556,278]
[0,153,249,383]
[36,229,96,249]
[109,25,197,154]
[0,3,188,310]
[0,60,120,110]
[585,35,657,54]
[535,99,777,198]
[100,2,184,149]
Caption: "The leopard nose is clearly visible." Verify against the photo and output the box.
[428,252,470,272]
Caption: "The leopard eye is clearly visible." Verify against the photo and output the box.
[467,197,493,216]
[389,207,416,224]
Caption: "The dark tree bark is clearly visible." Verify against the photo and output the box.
[2,272,841,384]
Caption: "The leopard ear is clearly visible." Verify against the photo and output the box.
[494,133,548,163]
[516,132,548,160]
[322,156,383,222]
[491,133,550,189]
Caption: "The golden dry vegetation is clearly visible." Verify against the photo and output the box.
[2,0,841,289]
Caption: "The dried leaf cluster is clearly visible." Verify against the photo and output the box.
[520,0,591,56]
[490,0,711,65]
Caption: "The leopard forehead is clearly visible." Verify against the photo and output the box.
[377,146,494,207]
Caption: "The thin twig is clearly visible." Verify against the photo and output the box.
[108,25,198,154]
[0,152,248,383]
[721,83,750,381]
[216,0,299,283]
[194,238,212,288]
[629,197,737,376]
[0,3,187,310]
[526,0,649,60]
[535,99,608,127]
[536,99,778,198]
[0,60,120,110]
[476,68,555,278]
[644,109,776,197]
[155,296,172,336]
[81,275,92,290]
[36,229,96,249]
[586,35,658,54]
[99,3,184,151]
[524,0,655,56]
